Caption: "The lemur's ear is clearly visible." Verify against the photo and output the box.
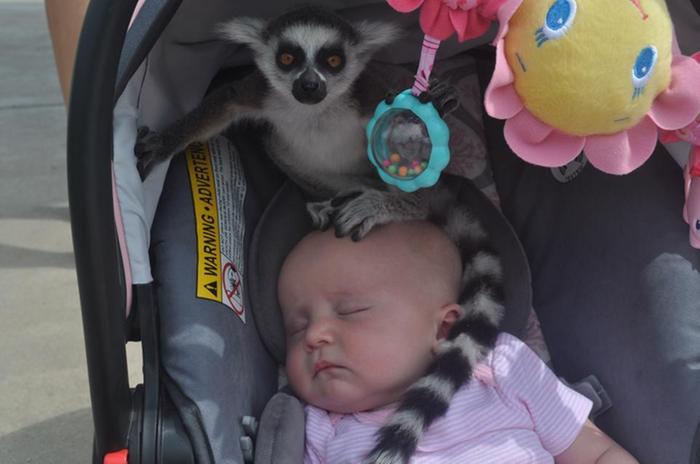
[353,21,402,59]
[218,17,266,50]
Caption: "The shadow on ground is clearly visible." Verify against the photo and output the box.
[0,408,93,464]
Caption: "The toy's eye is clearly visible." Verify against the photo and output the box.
[695,219,700,232]
[631,46,658,100]
[327,55,343,68]
[535,0,577,47]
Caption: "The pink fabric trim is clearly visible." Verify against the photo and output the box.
[504,110,585,167]
[112,167,133,317]
[128,0,147,28]
[111,2,144,317]
[412,35,441,95]
[583,117,658,175]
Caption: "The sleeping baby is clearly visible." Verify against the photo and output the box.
[277,221,638,463]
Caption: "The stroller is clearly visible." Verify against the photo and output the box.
[67,0,700,463]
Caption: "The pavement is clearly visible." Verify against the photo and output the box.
[0,2,140,462]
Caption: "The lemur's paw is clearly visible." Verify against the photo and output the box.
[330,189,386,241]
[418,78,458,117]
[306,198,335,230]
[134,126,169,180]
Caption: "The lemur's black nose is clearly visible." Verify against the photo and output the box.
[301,79,319,92]
[292,68,327,104]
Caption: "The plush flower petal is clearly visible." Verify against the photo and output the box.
[484,39,522,119]
[583,117,658,175]
[504,110,585,167]
[420,0,456,40]
[648,55,700,130]
[387,0,425,13]
[493,0,524,42]
[450,8,492,42]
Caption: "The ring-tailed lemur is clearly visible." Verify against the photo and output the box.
[135,6,504,464]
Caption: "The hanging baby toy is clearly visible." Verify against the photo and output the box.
[367,0,507,192]
[660,53,700,247]
[482,0,700,244]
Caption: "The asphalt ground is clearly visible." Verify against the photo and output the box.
[0,2,141,462]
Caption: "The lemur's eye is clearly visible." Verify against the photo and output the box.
[327,55,343,68]
[631,46,658,100]
[279,53,295,66]
[535,0,577,47]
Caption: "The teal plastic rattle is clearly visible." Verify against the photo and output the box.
[366,35,450,192]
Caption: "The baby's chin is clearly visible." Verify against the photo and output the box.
[304,383,400,414]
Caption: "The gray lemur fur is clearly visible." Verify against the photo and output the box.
[134,6,504,464]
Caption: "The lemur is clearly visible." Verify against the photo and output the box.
[135,6,504,464]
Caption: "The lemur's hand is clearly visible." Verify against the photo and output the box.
[307,189,390,242]
[418,78,458,117]
[134,127,175,180]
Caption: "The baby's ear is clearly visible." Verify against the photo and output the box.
[433,304,463,353]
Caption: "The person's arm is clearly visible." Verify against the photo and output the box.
[555,420,638,464]
[44,0,90,105]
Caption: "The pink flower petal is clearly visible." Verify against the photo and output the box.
[420,0,456,40]
[504,110,585,167]
[484,39,522,119]
[479,0,509,19]
[450,8,492,42]
[583,117,658,175]
[449,9,469,40]
[493,0,524,42]
[649,54,700,130]
[387,0,425,13]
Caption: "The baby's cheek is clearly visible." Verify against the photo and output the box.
[285,351,309,394]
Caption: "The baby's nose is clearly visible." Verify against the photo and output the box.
[305,319,335,349]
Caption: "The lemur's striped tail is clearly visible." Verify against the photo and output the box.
[364,203,504,464]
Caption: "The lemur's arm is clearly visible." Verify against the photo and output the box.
[134,70,268,179]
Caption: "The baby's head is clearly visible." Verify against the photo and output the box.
[278,221,462,413]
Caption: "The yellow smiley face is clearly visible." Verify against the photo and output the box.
[504,0,672,136]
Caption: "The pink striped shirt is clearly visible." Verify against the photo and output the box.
[304,333,592,463]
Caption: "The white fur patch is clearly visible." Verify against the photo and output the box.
[462,250,503,283]
[385,410,425,438]
[440,333,481,366]
[410,375,456,405]
[465,292,504,326]
[444,208,486,244]
[282,24,341,57]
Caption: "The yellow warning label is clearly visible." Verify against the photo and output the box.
[186,143,221,302]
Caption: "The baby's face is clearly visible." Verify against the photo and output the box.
[279,228,451,413]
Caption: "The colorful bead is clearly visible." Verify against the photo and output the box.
[390,153,401,163]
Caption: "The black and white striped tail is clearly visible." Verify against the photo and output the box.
[364,203,504,464]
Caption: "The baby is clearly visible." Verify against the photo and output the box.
[278,221,638,463]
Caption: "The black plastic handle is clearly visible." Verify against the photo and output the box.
[67,0,138,459]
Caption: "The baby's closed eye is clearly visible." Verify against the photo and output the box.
[336,305,372,316]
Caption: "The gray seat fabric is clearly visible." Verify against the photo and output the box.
[151,127,286,464]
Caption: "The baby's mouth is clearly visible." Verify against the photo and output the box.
[313,360,340,377]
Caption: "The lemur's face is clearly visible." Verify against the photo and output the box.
[219,7,399,107]
[266,25,351,105]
